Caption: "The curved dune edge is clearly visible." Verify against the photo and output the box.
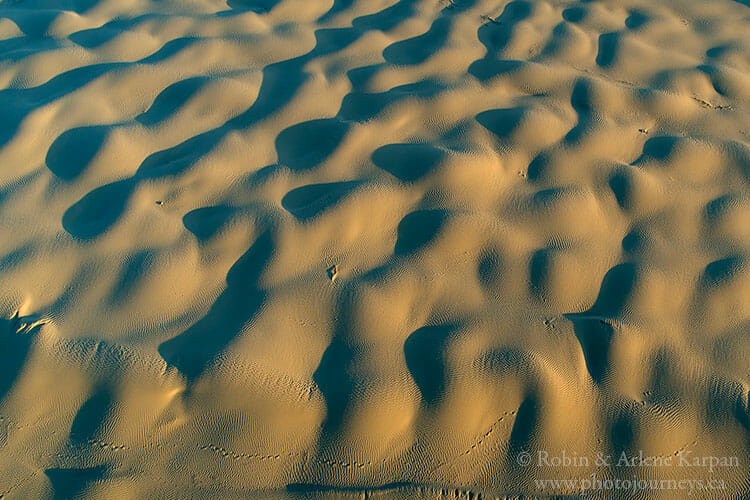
[0,0,749,498]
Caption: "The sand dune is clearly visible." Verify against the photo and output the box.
[0,0,749,498]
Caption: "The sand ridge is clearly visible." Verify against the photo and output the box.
[0,0,749,498]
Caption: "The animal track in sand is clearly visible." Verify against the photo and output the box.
[200,443,286,462]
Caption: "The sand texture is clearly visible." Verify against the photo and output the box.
[0,0,749,498]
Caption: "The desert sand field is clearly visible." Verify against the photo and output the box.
[0,0,749,498]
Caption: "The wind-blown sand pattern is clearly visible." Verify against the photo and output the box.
[0,0,749,498]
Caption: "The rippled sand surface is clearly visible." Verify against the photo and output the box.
[0,0,749,498]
